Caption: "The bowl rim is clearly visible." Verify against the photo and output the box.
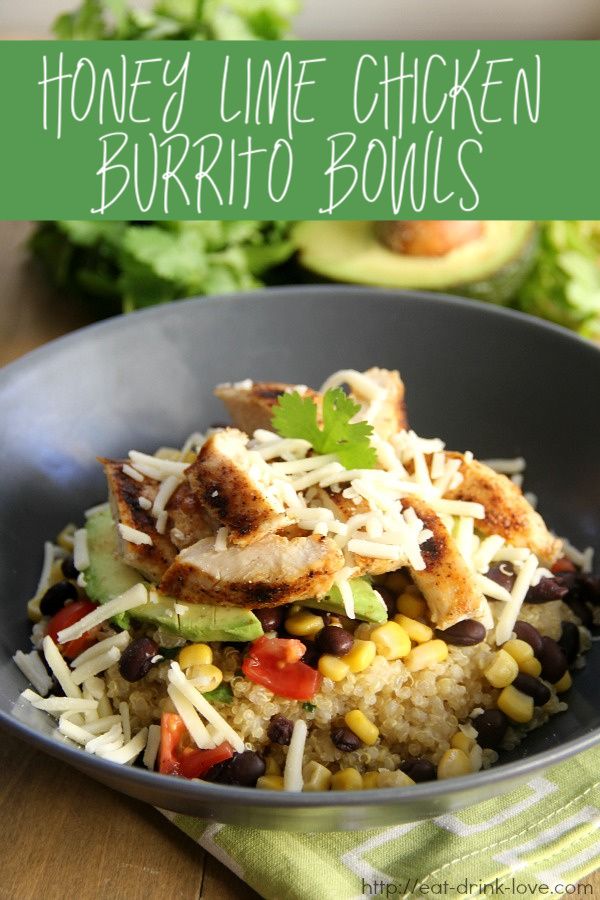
[1,284,599,811]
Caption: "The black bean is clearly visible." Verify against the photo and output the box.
[400,757,436,783]
[473,709,508,749]
[435,620,486,646]
[118,637,159,682]
[513,621,543,656]
[538,636,568,684]
[315,625,354,657]
[39,580,78,617]
[558,622,580,665]
[300,644,320,669]
[205,751,265,787]
[556,572,600,607]
[331,725,361,752]
[253,607,284,633]
[525,576,569,604]
[485,562,516,593]
[513,673,551,706]
[377,586,397,620]
[267,713,293,745]
[60,555,79,581]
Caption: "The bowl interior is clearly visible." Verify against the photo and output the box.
[0,286,598,827]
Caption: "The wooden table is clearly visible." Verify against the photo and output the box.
[0,221,597,899]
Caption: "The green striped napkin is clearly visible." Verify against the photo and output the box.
[162,746,600,899]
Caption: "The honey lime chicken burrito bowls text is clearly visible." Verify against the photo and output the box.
[13,368,598,792]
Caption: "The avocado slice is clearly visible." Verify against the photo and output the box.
[299,577,387,623]
[85,509,263,642]
[294,221,537,305]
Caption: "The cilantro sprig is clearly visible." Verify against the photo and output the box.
[271,388,377,470]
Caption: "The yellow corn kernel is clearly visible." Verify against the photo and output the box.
[451,731,474,754]
[385,571,410,593]
[554,670,572,693]
[484,650,519,689]
[404,639,448,672]
[497,685,535,723]
[318,654,350,683]
[502,638,535,668]
[376,771,415,788]
[344,709,379,746]
[371,621,411,661]
[256,775,284,791]
[331,768,363,791]
[303,761,332,791]
[285,611,324,638]
[362,771,380,789]
[264,757,281,776]
[518,655,542,677]
[187,664,223,693]
[437,748,472,780]
[178,643,213,668]
[394,614,433,644]
[396,593,428,620]
[342,639,376,674]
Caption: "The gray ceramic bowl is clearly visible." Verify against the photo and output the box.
[1,286,598,831]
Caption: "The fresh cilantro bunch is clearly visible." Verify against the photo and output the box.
[31,0,298,315]
[54,0,299,41]
[272,388,377,470]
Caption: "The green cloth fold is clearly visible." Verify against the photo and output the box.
[163,746,600,899]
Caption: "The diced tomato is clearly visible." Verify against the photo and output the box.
[46,599,99,659]
[242,636,321,701]
[552,557,577,575]
[158,712,233,778]
[159,713,187,775]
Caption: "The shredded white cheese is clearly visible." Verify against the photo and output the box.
[73,528,90,572]
[71,632,131,668]
[495,553,539,645]
[57,584,148,645]
[138,496,152,510]
[167,684,215,750]
[43,636,82,698]
[143,724,162,770]
[168,662,245,752]
[71,646,121,685]
[84,502,110,519]
[35,541,56,596]
[123,464,144,483]
[21,689,96,715]
[283,719,308,792]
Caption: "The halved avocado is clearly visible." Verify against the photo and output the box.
[85,509,263,642]
[294,221,537,305]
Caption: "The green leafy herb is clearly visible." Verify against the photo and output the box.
[302,702,316,712]
[271,388,377,470]
[202,682,234,704]
[517,221,600,340]
[31,0,297,315]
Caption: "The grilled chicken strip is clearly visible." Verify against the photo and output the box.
[401,496,491,630]
[102,459,211,581]
[159,533,344,608]
[215,368,408,442]
[214,381,322,436]
[185,428,291,546]
[314,489,398,577]
[444,454,562,566]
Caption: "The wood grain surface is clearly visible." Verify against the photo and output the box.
[0,221,597,899]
